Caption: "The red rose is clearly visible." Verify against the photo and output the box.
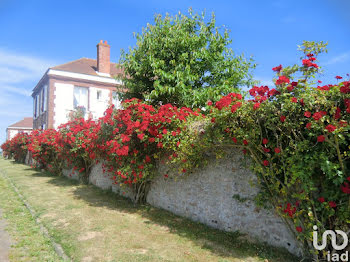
[291,97,298,103]
[329,201,337,208]
[232,137,237,143]
[263,160,269,166]
[272,64,282,72]
[137,133,145,140]
[318,197,325,203]
[243,140,248,145]
[317,135,325,142]
[262,147,270,153]
[274,148,281,153]
[207,101,213,106]
[280,115,286,122]
[211,117,216,123]
[275,75,290,85]
[304,111,311,118]
[287,85,294,91]
[312,112,323,121]
[341,182,350,194]
[262,138,268,144]
[296,226,303,233]
[253,103,260,110]
[325,124,336,133]
[335,75,343,80]
[306,122,312,129]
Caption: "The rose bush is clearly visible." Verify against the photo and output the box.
[190,41,350,259]
[1,132,30,162]
[97,99,203,202]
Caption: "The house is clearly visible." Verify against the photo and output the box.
[6,117,33,140]
[31,40,123,130]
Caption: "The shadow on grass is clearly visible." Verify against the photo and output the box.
[14,161,301,262]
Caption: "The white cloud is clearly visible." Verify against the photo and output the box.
[0,48,57,97]
[0,85,31,96]
[324,52,350,65]
[0,48,55,75]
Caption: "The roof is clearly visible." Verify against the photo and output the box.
[50,58,124,77]
[8,117,33,129]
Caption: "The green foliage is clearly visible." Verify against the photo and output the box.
[118,9,255,107]
[187,41,350,260]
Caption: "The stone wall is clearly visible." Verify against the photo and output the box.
[61,152,302,256]
[147,151,301,255]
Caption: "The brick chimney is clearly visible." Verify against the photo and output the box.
[97,40,110,74]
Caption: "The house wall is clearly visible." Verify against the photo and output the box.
[50,76,121,129]
[6,128,32,140]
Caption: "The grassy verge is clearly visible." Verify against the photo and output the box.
[0,158,299,262]
[0,164,61,261]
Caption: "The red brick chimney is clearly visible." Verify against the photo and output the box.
[97,40,110,74]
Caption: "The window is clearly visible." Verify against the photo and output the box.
[96,90,102,100]
[112,91,121,109]
[35,95,40,118]
[41,86,46,112]
[34,96,37,118]
[73,86,88,110]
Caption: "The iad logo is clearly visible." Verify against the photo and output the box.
[313,225,349,261]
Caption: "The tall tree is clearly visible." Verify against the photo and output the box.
[117,9,255,108]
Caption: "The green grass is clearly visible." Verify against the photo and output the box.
[0,158,300,262]
[0,164,61,261]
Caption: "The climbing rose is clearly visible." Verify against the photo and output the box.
[272,64,282,72]
[274,148,281,154]
[329,201,337,208]
[291,97,298,103]
[296,226,303,233]
[243,140,248,146]
[318,197,325,203]
[306,123,312,129]
[317,135,325,142]
[304,111,311,118]
[325,124,336,133]
[312,112,323,121]
[262,138,268,144]
[280,115,286,122]
[341,182,350,194]
[335,76,343,80]
[263,160,269,166]
[275,75,290,85]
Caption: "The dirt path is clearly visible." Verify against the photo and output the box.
[0,209,12,262]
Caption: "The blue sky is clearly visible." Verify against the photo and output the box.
[0,0,349,144]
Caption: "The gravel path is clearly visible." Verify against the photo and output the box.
[0,209,12,262]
